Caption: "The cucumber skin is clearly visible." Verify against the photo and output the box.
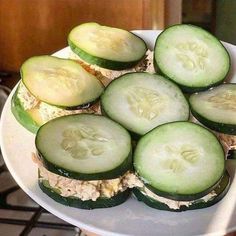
[39,180,130,209]
[68,33,147,71]
[11,87,39,133]
[190,109,236,135]
[37,148,133,181]
[133,172,230,212]
[154,24,231,93]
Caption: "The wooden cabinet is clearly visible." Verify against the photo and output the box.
[0,0,180,71]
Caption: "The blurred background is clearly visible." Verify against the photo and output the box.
[0,0,235,235]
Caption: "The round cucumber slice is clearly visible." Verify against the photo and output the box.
[189,84,236,135]
[21,55,104,107]
[133,171,230,212]
[154,24,230,92]
[134,121,225,201]
[39,179,130,209]
[68,22,147,70]
[36,114,132,180]
[101,72,189,136]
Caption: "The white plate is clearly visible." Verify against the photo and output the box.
[1,30,236,236]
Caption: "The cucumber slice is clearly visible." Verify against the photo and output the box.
[154,24,230,92]
[36,114,132,180]
[68,22,147,70]
[133,171,230,212]
[11,86,41,133]
[39,179,130,209]
[21,55,104,107]
[101,72,189,136]
[134,122,225,201]
[189,84,236,135]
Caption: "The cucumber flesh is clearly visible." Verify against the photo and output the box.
[39,179,130,209]
[36,114,132,180]
[101,72,189,136]
[133,171,230,212]
[68,22,147,70]
[134,122,225,201]
[21,55,104,107]
[154,24,230,92]
[189,84,236,135]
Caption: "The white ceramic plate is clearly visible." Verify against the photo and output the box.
[1,30,236,236]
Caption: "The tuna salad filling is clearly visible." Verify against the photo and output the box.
[33,151,218,206]
[140,186,217,210]
[69,49,155,84]
[17,82,101,124]
[39,166,143,201]
[217,133,236,151]
[33,152,143,201]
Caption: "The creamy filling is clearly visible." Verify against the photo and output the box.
[39,166,142,201]
[17,83,39,110]
[69,49,155,84]
[33,152,217,206]
[32,153,143,201]
[17,82,101,123]
[217,133,236,151]
[141,186,217,210]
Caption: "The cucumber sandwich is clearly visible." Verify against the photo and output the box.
[68,23,153,85]
[189,83,236,157]
[11,56,104,133]
[133,122,229,211]
[34,114,140,209]
[154,24,230,93]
